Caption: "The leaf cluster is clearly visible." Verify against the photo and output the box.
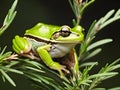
[0,0,18,36]
[0,0,120,90]
[0,47,23,86]
[80,9,120,59]
[68,0,95,25]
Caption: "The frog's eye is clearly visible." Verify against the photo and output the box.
[60,25,71,37]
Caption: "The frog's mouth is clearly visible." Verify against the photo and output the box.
[54,33,84,44]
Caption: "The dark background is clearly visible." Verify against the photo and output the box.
[0,0,120,90]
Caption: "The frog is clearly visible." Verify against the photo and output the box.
[12,23,84,77]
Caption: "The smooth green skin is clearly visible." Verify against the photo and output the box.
[12,23,84,77]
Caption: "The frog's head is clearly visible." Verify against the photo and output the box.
[25,23,84,44]
[51,25,84,44]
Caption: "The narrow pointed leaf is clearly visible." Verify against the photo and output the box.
[2,67,23,74]
[0,46,7,56]
[108,87,120,90]
[21,59,42,69]
[80,62,98,68]
[93,88,105,90]
[84,48,102,60]
[114,9,120,17]
[87,39,113,51]
[7,0,18,20]
[101,10,115,23]
[0,52,12,62]
[88,72,118,79]
[100,16,120,30]
[109,58,120,67]
[108,64,120,71]
[85,20,97,40]
[1,75,6,82]
[23,66,44,72]
[25,74,42,83]
[0,69,16,86]
[0,0,18,35]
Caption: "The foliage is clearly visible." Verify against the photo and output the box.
[0,47,23,86]
[0,0,18,36]
[0,0,120,90]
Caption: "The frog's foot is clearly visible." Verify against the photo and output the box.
[12,35,31,54]
[50,62,70,78]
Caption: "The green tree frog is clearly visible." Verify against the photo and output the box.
[12,23,84,77]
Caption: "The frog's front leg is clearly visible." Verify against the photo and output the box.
[12,35,31,53]
[37,44,69,77]
[12,35,35,59]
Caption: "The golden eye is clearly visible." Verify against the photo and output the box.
[60,25,71,37]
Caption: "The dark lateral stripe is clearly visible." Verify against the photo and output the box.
[24,35,56,44]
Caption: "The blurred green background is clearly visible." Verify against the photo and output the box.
[0,0,120,90]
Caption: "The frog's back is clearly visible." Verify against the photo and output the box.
[25,23,60,40]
